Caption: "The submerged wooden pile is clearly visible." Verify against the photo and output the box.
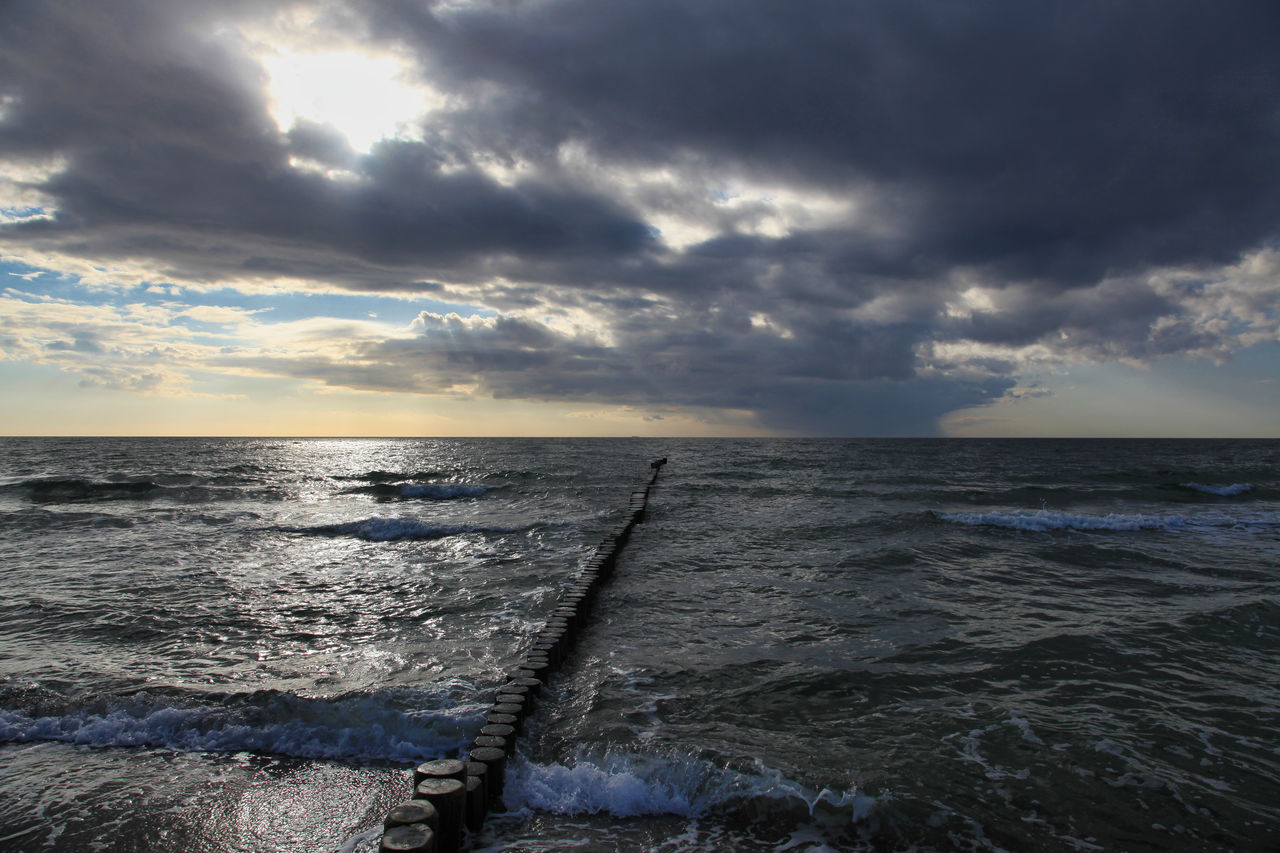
[378,457,668,852]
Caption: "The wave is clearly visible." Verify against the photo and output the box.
[0,508,139,531]
[5,477,286,505]
[16,478,161,501]
[504,747,878,824]
[936,509,1191,532]
[1179,482,1252,497]
[937,507,1280,533]
[0,687,483,763]
[281,516,526,542]
[340,482,500,500]
[908,480,1270,510]
[334,470,444,483]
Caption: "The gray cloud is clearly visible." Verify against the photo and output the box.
[2,0,1279,433]
[405,0,1280,279]
[0,0,654,281]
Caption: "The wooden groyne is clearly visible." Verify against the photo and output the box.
[378,458,668,853]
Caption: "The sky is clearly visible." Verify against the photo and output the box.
[1,0,1278,437]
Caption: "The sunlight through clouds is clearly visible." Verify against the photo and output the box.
[261,49,438,153]
[242,5,445,156]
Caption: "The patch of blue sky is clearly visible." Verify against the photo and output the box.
[1,256,80,290]
[2,256,494,324]
[251,289,495,325]
[0,205,50,222]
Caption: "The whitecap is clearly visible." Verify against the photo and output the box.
[1180,482,1252,497]
[502,747,878,824]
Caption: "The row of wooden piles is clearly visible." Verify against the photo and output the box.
[377,457,668,852]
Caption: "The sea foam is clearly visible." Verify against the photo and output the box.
[506,751,706,817]
[0,689,484,762]
[503,748,878,823]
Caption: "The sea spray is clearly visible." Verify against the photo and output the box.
[503,747,877,826]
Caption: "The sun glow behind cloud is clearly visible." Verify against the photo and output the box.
[259,49,438,153]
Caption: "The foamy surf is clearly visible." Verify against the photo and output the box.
[0,688,486,762]
[503,748,877,824]
[505,751,708,818]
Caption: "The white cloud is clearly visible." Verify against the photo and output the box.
[0,289,419,398]
[174,304,264,326]
[0,155,64,224]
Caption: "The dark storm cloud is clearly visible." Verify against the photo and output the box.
[2,0,1278,432]
[316,306,1011,436]
[399,0,1280,282]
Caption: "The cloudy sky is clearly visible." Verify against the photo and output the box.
[2,0,1278,436]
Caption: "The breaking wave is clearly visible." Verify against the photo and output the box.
[504,747,879,823]
[0,687,485,763]
[281,516,530,541]
[1179,482,1252,497]
[341,482,501,500]
[936,509,1190,532]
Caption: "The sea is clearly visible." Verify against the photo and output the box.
[0,437,1277,852]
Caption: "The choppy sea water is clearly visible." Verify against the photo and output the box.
[0,437,1277,852]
